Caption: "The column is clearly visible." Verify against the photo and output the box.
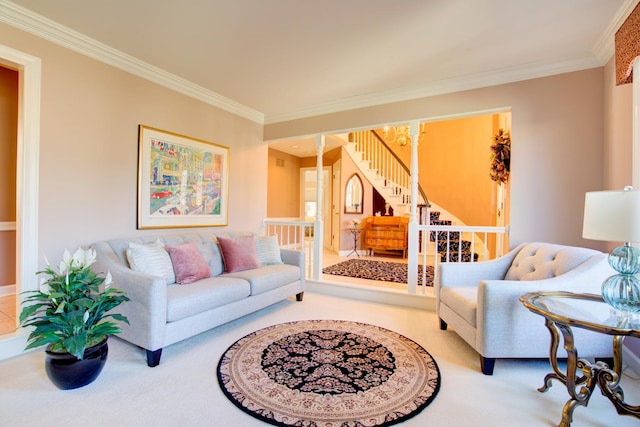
[313,134,325,281]
[407,121,420,293]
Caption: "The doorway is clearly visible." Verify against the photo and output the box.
[0,46,41,360]
[300,167,332,250]
[0,66,17,336]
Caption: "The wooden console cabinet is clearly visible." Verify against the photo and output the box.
[364,216,409,258]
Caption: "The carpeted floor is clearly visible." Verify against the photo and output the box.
[322,259,434,286]
[217,320,440,427]
[1,293,639,426]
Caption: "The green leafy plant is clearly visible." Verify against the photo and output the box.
[19,248,129,359]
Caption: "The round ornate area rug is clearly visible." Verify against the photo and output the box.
[217,320,441,427]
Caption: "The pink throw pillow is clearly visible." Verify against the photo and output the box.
[165,242,211,284]
[218,235,260,273]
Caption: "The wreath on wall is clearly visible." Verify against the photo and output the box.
[489,128,511,183]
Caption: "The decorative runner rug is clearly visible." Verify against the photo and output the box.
[217,320,441,427]
[322,259,434,286]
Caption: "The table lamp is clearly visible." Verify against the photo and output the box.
[583,186,640,313]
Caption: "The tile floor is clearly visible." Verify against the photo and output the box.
[0,294,17,335]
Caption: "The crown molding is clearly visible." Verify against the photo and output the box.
[593,0,640,64]
[0,1,265,124]
[264,56,601,124]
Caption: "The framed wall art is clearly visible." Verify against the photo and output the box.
[137,125,229,229]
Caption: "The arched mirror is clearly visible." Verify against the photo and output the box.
[344,174,363,214]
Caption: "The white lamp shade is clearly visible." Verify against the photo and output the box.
[583,189,640,243]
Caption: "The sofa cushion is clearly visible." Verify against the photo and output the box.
[505,243,597,281]
[166,276,251,322]
[165,242,211,284]
[255,235,283,265]
[224,264,300,296]
[218,235,260,273]
[126,240,176,285]
[201,240,224,276]
[440,287,478,327]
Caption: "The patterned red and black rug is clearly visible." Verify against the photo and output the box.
[217,320,441,427]
[322,259,434,286]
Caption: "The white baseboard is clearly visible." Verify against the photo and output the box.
[307,280,435,311]
[0,285,16,296]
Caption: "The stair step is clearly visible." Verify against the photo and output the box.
[431,230,461,242]
[441,252,479,262]
[437,240,472,252]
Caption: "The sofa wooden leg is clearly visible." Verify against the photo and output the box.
[439,318,448,330]
[146,349,162,367]
[480,356,495,375]
[296,292,304,302]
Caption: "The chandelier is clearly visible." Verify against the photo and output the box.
[383,125,411,147]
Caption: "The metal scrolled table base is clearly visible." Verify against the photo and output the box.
[539,319,640,426]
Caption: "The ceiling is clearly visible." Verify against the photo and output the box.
[2,0,637,156]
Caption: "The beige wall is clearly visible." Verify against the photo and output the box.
[603,56,634,252]
[604,56,633,190]
[267,148,301,218]
[265,69,607,250]
[386,115,498,228]
[0,22,267,264]
[339,147,372,251]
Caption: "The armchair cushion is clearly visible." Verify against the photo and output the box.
[440,287,477,327]
[505,243,600,281]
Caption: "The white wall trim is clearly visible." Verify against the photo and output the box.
[306,280,435,311]
[593,0,640,63]
[0,284,15,296]
[264,57,603,124]
[0,42,40,361]
[0,1,265,124]
[0,221,16,231]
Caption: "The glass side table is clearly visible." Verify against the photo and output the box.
[520,291,640,427]
[346,227,363,257]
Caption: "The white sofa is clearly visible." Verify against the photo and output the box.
[436,242,615,375]
[92,232,304,367]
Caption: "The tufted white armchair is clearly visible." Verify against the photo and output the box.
[436,242,615,375]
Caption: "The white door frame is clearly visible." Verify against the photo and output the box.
[0,44,41,360]
[332,159,341,253]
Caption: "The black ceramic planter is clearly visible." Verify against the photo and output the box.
[44,337,109,390]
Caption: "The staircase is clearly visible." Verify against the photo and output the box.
[346,130,479,263]
[429,210,479,262]
[345,130,427,215]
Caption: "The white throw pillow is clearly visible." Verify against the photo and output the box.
[126,239,176,284]
[254,235,283,266]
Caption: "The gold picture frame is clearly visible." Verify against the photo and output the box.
[137,125,229,229]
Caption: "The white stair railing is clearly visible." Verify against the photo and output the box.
[415,224,508,295]
[345,130,426,216]
[263,218,314,279]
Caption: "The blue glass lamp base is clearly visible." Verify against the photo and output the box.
[602,274,640,313]
[603,244,640,313]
